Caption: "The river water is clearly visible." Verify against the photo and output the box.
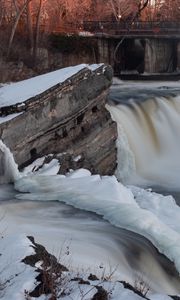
[0,80,180,295]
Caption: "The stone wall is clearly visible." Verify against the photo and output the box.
[0,65,117,175]
[144,39,176,73]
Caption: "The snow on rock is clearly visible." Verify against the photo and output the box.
[0,234,36,300]
[0,64,103,108]
[33,159,60,176]
[22,157,46,175]
[79,31,94,37]
[0,112,23,124]
[0,233,175,300]
[66,168,91,178]
[73,155,82,162]
[22,156,61,176]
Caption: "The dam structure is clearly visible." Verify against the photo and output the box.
[91,21,180,75]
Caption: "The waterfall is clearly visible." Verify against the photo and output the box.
[107,94,180,190]
[0,140,21,183]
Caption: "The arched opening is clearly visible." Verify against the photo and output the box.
[115,38,145,75]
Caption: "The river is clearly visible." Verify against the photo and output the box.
[0,79,180,295]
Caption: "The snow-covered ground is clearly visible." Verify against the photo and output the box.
[0,229,177,300]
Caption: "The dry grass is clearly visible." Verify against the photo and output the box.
[134,273,150,297]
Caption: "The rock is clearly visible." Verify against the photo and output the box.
[92,286,109,300]
[88,274,99,281]
[0,64,117,176]
[22,236,68,298]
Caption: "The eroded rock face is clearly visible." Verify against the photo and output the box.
[0,65,117,175]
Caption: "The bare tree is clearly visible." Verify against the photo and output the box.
[33,0,44,61]
[109,0,149,21]
[112,0,149,63]
[0,1,5,27]
[7,0,32,57]
[26,0,34,52]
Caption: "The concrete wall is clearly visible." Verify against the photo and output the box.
[144,39,175,73]
[40,37,179,76]
[96,37,178,74]
[177,41,180,71]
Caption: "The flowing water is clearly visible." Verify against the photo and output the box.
[108,80,180,190]
[1,80,180,295]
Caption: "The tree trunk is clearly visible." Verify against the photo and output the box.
[33,0,43,62]
[7,0,32,58]
[27,1,34,53]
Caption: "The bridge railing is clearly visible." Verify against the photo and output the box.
[82,21,180,35]
[51,21,180,36]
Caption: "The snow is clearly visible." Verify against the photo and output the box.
[22,157,46,175]
[73,155,81,162]
[0,64,103,108]
[0,232,176,300]
[0,229,169,300]
[0,112,23,124]
[88,63,104,71]
[79,31,94,36]
[0,234,36,300]
[66,168,91,178]
[149,295,173,300]
[32,159,60,176]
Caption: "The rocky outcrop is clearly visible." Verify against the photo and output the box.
[0,64,117,175]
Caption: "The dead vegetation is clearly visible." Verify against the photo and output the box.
[21,237,152,300]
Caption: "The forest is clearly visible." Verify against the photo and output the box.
[0,0,179,82]
[1,0,180,35]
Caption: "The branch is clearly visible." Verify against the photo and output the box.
[7,0,32,57]
[139,0,149,13]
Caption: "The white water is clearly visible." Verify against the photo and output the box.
[107,93,180,189]
[1,82,180,295]
[0,140,21,183]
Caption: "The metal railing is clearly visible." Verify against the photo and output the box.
[81,20,180,36]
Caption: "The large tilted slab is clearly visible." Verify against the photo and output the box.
[0,64,117,175]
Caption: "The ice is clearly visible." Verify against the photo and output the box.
[13,169,180,275]
[0,139,21,183]
[34,159,60,176]
[22,157,46,175]
[66,168,91,178]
